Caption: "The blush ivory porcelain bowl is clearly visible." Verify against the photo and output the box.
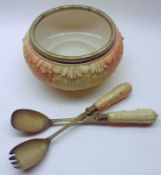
[23,5,123,91]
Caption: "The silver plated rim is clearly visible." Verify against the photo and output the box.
[29,5,117,64]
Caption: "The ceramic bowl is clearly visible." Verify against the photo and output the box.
[23,5,123,91]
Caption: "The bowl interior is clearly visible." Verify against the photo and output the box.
[33,7,114,58]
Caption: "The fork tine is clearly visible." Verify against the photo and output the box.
[9,149,15,154]
[14,166,21,169]
[9,156,16,160]
[11,161,19,165]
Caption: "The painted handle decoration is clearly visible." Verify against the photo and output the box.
[94,109,158,125]
[94,82,132,110]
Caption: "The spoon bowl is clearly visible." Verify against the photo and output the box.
[11,109,51,134]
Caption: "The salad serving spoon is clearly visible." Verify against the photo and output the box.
[11,108,157,134]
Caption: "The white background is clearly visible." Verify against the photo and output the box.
[0,0,161,174]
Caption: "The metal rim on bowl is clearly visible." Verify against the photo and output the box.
[29,5,117,64]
